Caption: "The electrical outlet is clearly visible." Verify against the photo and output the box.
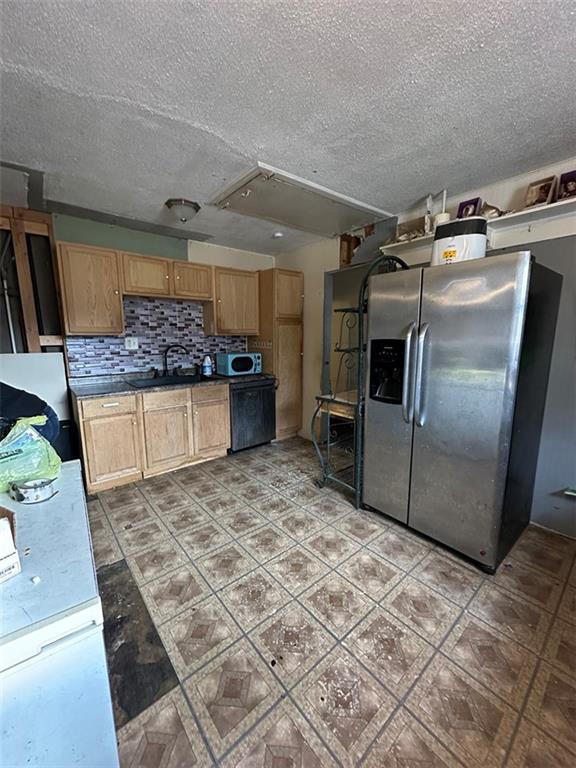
[124,337,139,350]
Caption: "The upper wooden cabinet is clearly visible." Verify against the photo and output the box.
[205,267,259,336]
[173,262,213,300]
[276,269,304,319]
[122,252,171,296]
[57,243,124,335]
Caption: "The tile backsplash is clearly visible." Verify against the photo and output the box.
[66,297,246,377]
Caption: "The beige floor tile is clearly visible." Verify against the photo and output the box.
[89,513,115,539]
[233,481,274,504]
[219,568,291,631]
[304,495,353,523]
[412,551,484,606]
[115,517,171,555]
[406,655,518,767]
[334,512,384,545]
[280,481,325,507]
[92,530,123,569]
[213,469,254,490]
[86,498,105,521]
[219,509,267,537]
[238,524,294,563]
[250,602,335,688]
[184,638,283,759]
[441,614,537,709]
[202,491,247,517]
[116,687,212,768]
[157,595,242,679]
[264,545,330,596]
[106,500,159,533]
[195,544,259,591]
[276,510,327,541]
[301,572,375,638]
[557,583,576,626]
[99,484,147,512]
[510,534,574,582]
[336,549,405,600]
[382,577,461,645]
[138,474,182,499]
[140,563,212,624]
[506,717,575,768]
[363,708,464,767]
[161,504,212,536]
[368,528,430,571]
[343,607,435,697]
[524,663,576,756]
[520,526,576,559]
[303,528,360,567]
[468,583,552,652]
[249,492,301,521]
[219,699,336,768]
[179,522,232,559]
[180,477,227,503]
[542,617,576,678]
[292,646,397,767]
[148,489,201,517]
[494,558,563,612]
[126,538,190,586]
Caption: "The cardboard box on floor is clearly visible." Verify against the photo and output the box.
[0,507,21,583]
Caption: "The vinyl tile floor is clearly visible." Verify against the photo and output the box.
[88,437,576,767]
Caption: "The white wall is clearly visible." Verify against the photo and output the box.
[188,240,275,270]
[276,238,340,439]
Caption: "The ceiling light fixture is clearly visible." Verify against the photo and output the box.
[272,231,284,239]
[164,198,201,222]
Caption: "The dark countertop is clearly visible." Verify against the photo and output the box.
[70,373,275,400]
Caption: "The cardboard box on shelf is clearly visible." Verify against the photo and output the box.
[0,507,21,583]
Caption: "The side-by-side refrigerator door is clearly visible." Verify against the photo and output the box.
[362,268,422,522]
[408,252,532,568]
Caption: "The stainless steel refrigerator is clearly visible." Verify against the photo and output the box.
[363,251,561,571]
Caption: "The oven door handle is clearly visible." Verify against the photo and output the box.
[401,322,416,424]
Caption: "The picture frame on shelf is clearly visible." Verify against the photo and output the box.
[524,176,556,208]
[456,197,482,218]
[557,170,576,200]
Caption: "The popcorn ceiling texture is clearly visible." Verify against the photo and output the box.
[1,1,575,254]
[65,297,246,378]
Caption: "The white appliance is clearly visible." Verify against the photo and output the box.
[0,461,119,767]
[431,216,488,266]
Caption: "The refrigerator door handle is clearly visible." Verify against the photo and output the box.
[401,322,417,423]
[414,323,430,427]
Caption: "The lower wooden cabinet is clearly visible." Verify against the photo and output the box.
[78,385,230,492]
[83,412,142,490]
[275,321,303,439]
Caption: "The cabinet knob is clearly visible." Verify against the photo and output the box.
[114,290,120,295]
[165,274,169,279]
[194,410,199,416]
[132,420,136,426]
[217,299,222,303]
[176,275,181,280]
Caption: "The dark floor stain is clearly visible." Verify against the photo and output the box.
[97,559,178,729]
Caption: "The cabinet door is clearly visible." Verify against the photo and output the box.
[122,252,171,296]
[57,243,123,335]
[276,270,303,319]
[143,405,192,471]
[193,400,230,453]
[173,262,213,300]
[84,413,141,487]
[215,268,259,335]
[276,321,303,438]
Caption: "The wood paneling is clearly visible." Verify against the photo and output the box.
[122,252,171,296]
[276,269,304,319]
[193,399,230,453]
[84,413,142,488]
[192,384,229,403]
[276,321,303,439]
[81,394,137,419]
[211,267,259,335]
[11,218,41,352]
[57,243,124,335]
[173,262,213,300]
[143,405,192,471]
[142,388,189,410]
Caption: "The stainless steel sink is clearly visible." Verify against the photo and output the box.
[128,374,202,389]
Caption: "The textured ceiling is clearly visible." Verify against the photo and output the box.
[1,0,575,253]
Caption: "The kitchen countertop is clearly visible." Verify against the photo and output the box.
[70,373,275,400]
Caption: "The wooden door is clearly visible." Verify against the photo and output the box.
[276,269,303,319]
[122,252,171,296]
[84,413,141,488]
[276,321,303,438]
[173,262,213,300]
[193,400,230,453]
[143,405,192,471]
[57,243,123,335]
[215,268,259,335]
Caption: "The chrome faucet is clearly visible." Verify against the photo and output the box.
[162,344,188,377]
